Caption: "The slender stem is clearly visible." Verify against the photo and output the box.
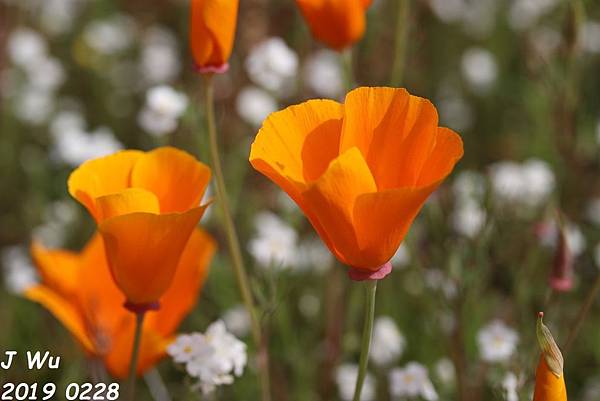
[127,312,146,401]
[202,75,271,401]
[390,0,410,87]
[352,280,377,401]
[563,274,600,354]
[341,49,354,93]
[144,368,172,401]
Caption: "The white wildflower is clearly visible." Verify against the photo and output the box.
[336,364,375,401]
[248,212,298,269]
[7,28,47,67]
[167,333,208,364]
[502,372,519,401]
[245,37,298,96]
[139,26,181,85]
[452,200,487,238]
[1,247,38,294]
[477,320,519,363]
[434,358,455,385]
[461,47,498,93]
[303,49,343,98]
[370,316,405,367]
[83,15,135,55]
[138,85,188,136]
[235,86,277,127]
[389,362,438,401]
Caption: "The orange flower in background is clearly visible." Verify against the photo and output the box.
[68,147,211,308]
[534,312,567,401]
[190,0,239,73]
[250,87,463,276]
[25,230,215,377]
[296,0,372,50]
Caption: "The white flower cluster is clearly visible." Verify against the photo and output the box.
[489,159,555,212]
[390,362,439,401]
[167,321,247,395]
[138,86,188,136]
[477,320,519,363]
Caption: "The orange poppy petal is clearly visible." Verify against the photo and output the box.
[104,316,170,379]
[296,0,368,50]
[301,147,377,265]
[130,147,211,214]
[147,228,216,337]
[190,0,239,68]
[340,87,439,189]
[250,98,344,188]
[99,207,207,305]
[416,127,464,187]
[30,241,80,297]
[95,188,160,223]
[24,285,95,353]
[67,150,143,221]
[353,184,439,269]
[533,357,567,401]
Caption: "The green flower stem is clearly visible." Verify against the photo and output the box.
[352,280,377,401]
[127,312,145,401]
[390,0,410,87]
[202,75,271,401]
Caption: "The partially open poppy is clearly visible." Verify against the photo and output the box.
[26,230,215,377]
[68,147,211,308]
[534,312,567,401]
[190,0,239,73]
[250,87,463,276]
[296,0,371,51]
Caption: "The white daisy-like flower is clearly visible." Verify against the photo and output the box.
[235,86,278,127]
[248,211,298,269]
[138,85,188,136]
[7,28,47,67]
[389,362,438,401]
[245,37,298,96]
[461,47,498,93]
[434,358,455,385]
[335,364,375,401]
[477,320,519,363]
[502,372,520,401]
[14,87,54,125]
[139,26,181,85]
[303,49,343,98]
[370,316,405,367]
[452,199,487,238]
[167,333,207,364]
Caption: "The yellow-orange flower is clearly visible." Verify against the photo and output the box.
[190,0,239,73]
[534,312,567,401]
[26,230,215,378]
[68,147,211,307]
[250,87,463,274]
[296,0,372,50]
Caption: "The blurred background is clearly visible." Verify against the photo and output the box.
[1,0,600,400]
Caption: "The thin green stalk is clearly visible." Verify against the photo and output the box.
[202,75,271,401]
[341,49,354,92]
[127,312,145,401]
[352,280,377,401]
[563,274,600,354]
[390,0,410,87]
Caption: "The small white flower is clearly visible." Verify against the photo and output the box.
[477,320,519,363]
[52,124,123,166]
[83,15,135,55]
[7,28,47,67]
[453,170,486,203]
[223,305,251,337]
[370,316,405,367]
[40,0,82,35]
[32,200,78,248]
[424,268,458,299]
[502,372,519,401]
[434,358,455,385]
[437,94,474,132]
[303,49,344,98]
[521,159,555,208]
[335,364,375,401]
[167,333,208,364]
[14,87,54,125]
[139,26,181,85]
[138,85,188,136]
[171,321,247,395]
[452,200,486,238]
[245,37,298,96]
[389,362,438,401]
[235,86,277,127]
[461,47,498,93]
[26,57,65,92]
[1,246,38,294]
[248,212,298,269]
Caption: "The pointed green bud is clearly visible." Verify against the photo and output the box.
[536,312,564,378]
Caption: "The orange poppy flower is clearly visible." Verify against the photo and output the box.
[534,312,567,401]
[296,0,372,50]
[190,0,239,73]
[25,229,215,378]
[68,147,211,308]
[250,87,463,276]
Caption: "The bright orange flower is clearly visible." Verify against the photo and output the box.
[534,312,567,401]
[296,0,372,50]
[68,147,211,308]
[250,87,463,275]
[190,0,239,73]
[25,229,215,378]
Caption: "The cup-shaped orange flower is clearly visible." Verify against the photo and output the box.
[68,147,211,309]
[25,230,215,377]
[534,312,567,401]
[190,0,239,73]
[250,87,463,278]
[296,0,371,51]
